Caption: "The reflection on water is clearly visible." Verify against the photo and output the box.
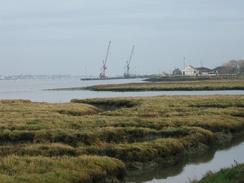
[127,138,244,183]
[0,78,243,103]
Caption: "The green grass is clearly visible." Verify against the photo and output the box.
[0,155,125,183]
[196,164,244,183]
[0,96,244,182]
[82,80,244,91]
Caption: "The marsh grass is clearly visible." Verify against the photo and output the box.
[83,80,244,91]
[71,98,139,111]
[0,96,244,182]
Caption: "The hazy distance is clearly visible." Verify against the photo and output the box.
[0,0,244,76]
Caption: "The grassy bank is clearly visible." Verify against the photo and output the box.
[0,96,244,182]
[82,80,244,91]
[195,163,244,183]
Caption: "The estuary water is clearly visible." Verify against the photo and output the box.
[127,139,244,183]
[0,78,243,103]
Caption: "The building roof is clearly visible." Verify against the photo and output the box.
[195,67,212,72]
[182,65,196,71]
[187,65,195,69]
[213,66,224,71]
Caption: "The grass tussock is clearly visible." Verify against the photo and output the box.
[0,155,125,183]
[195,163,244,183]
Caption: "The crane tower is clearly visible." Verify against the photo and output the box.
[99,41,112,79]
[124,45,135,78]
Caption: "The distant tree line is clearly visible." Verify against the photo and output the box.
[219,60,244,74]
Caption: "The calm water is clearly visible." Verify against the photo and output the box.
[127,140,244,183]
[0,78,243,103]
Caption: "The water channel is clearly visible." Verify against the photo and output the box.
[127,138,244,183]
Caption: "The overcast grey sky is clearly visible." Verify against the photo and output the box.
[0,0,244,76]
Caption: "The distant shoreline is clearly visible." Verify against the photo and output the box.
[49,79,244,92]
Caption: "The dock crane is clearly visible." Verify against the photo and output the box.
[124,45,135,78]
[99,40,112,79]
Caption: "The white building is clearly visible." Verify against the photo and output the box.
[181,65,214,76]
[182,65,199,76]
